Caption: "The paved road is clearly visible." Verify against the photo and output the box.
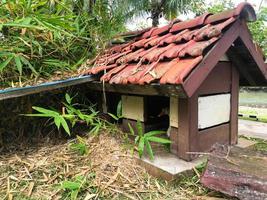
[238,119,267,140]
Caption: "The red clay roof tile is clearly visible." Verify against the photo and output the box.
[144,33,172,48]
[82,3,257,87]
[141,44,175,63]
[159,41,194,60]
[100,64,127,82]
[130,36,156,50]
[127,64,155,84]
[179,38,218,57]
[151,24,171,36]
[89,63,117,75]
[205,2,256,24]
[141,27,158,38]
[170,13,212,33]
[109,64,138,84]
[139,59,179,84]
[195,17,235,41]
[132,46,158,62]
[116,48,144,64]
[159,29,189,45]
[160,56,203,84]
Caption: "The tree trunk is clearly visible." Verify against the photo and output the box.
[201,145,267,200]
[151,0,161,27]
[152,13,159,27]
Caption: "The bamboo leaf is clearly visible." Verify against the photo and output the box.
[32,106,59,116]
[145,139,154,160]
[0,55,14,71]
[145,130,166,137]
[54,117,61,130]
[65,93,72,104]
[134,136,139,144]
[108,113,119,121]
[20,56,38,75]
[136,120,143,137]
[147,136,172,144]
[14,56,23,75]
[60,181,81,190]
[59,116,71,135]
[23,113,54,117]
[138,137,145,158]
[128,123,135,136]
[116,100,122,117]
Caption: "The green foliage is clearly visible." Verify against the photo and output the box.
[122,0,204,26]
[129,120,171,160]
[0,0,126,87]
[248,7,267,57]
[108,100,123,121]
[206,0,234,13]
[25,93,101,136]
[25,106,71,135]
[70,135,88,155]
[59,175,87,200]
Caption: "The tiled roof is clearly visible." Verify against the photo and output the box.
[82,3,257,86]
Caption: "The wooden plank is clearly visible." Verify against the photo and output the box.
[85,81,186,97]
[0,75,96,101]
[201,146,267,200]
[170,97,179,128]
[198,124,230,152]
[122,95,144,121]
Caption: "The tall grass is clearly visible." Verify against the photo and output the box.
[0,0,126,87]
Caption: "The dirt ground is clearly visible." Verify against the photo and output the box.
[0,128,231,200]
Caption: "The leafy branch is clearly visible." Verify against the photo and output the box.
[129,121,171,160]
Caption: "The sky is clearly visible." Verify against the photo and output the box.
[126,0,267,30]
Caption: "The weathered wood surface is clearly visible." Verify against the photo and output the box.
[85,81,186,97]
[201,145,267,200]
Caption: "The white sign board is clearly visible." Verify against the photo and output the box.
[198,94,231,129]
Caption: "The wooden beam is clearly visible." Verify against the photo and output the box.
[85,81,186,97]
[183,20,242,97]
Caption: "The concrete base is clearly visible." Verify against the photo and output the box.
[239,119,267,140]
[137,137,257,181]
[137,152,206,181]
[236,137,257,148]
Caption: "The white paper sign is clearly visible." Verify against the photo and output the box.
[198,94,231,129]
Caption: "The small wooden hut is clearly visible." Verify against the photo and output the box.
[83,3,267,161]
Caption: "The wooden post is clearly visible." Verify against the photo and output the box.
[230,65,239,145]
[177,96,198,161]
[169,97,179,155]
[97,92,108,113]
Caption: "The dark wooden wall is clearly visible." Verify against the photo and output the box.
[172,62,239,161]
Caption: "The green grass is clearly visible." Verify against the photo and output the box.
[239,91,267,107]
[239,106,267,123]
